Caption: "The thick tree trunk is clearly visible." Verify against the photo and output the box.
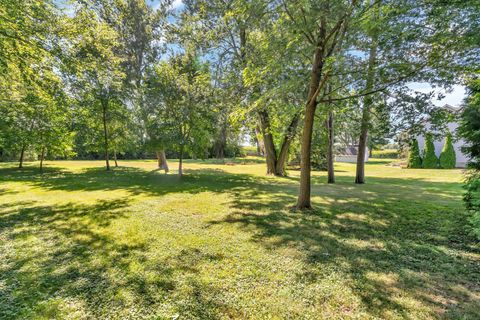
[156,150,169,173]
[275,112,301,176]
[178,145,184,176]
[297,46,325,210]
[355,25,378,184]
[113,149,118,167]
[258,110,277,175]
[214,122,227,159]
[18,144,26,169]
[102,99,110,171]
[40,146,45,172]
[326,110,335,183]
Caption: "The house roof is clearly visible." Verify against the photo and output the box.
[442,104,463,114]
[337,146,360,156]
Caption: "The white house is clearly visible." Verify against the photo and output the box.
[416,104,468,168]
[335,145,369,163]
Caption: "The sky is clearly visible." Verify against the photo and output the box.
[150,0,183,10]
[408,83,466,108]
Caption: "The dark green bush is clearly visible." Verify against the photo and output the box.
[459,75,480,240]
[422,133,438,168]
[464,172,480,240]
[407,139,422,168]
[439,133,456,169]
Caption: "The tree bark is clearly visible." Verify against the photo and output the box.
[102,98,110,171]
[178,145,184,176]
[113,149,118,167]
[275,112,301,176]
[39,146,45,172]
[156,150,169,173]
[258,110,277,175]
[326,110,335,183]
[214,121,227,159]
[297,45,325,210]
[355,15,379,184]
[255,125,265,156]
[18,144,26,169]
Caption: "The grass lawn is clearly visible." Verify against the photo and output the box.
[1,158,479,319]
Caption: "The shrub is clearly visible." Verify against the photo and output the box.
[439,133,456,169]
[371,149,398,159]
[422,133,438,168]
[459,75,480,240]
[464,172,480,239]
[407,139,422,168]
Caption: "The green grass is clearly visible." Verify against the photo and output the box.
[0,158,479,319]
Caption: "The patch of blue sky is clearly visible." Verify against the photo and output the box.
[407,82,466,108]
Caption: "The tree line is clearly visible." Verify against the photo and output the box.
[0,0,479,210]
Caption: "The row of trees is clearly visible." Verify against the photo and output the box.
[407,133,456,169]
[1,0,479,209]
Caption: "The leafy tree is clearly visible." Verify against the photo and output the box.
[439,133,456,169]
[422,133,438,169]
[145,53,215,176]
[407,139,422,168]
[459,74,480,239]
[65,8,126,170]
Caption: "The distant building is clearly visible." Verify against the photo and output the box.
[335,145,369,163]
[416,104,468,168]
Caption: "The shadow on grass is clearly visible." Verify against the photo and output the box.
[0,163,478,318]
[209,175,479,318]
[0,197,230,319]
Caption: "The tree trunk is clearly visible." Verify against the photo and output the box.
[39,146,45,172]
[102,99,110,171]
[355,19,379,184]
[178,145,184,176]
[255,125,265,156]
[156,150,169,173]
[258,110,277,175]
[326,110,335,183]
[275,112,301,176]
[297,46,325,210]
[113,149,118,167]
[214,121,227,159]
[18,144,26,169]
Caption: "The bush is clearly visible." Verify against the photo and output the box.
[371,149,398,159]
[459,75,480,240]
[464,172,480,239]
[407,139,422,168]
[422,133,438,168]
[439,133,456,169]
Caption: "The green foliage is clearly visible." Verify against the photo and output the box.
[407,139,422,168]
[144,53,215,160]
[371,149,398,159]
[460,74,480,240]
[422,133,438,169]
[439,133,456,169]
[464,172,480,240]
[459,75,480,170]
